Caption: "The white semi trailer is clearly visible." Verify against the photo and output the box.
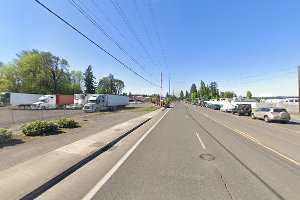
[73,94,94,109]
[0,92,42,108]
[83,94,129,112]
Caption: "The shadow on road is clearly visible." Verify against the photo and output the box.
[0,139,24,149]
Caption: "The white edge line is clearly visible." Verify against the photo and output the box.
[196,132,206,149]
[82,109,171,200]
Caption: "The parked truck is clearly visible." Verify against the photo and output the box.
[83,94,129,112]
[0,92,42,108]
[72,94,93,110]
[31,95,74,109]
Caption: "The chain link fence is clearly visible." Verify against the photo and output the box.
[0,106,84,128]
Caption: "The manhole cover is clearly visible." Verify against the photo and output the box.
[199,154,216,161]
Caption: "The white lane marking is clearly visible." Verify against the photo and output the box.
[192,107,300,167]
[82,109,171,200]
[196,132,206,149]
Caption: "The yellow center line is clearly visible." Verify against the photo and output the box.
[192,107,300,167]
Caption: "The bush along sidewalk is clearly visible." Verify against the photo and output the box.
[21,121,58,136]
[21,118,80,137]
[55,118,80,128]
[0,128,12,143]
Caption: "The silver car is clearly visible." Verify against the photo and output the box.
[251,107,290,123]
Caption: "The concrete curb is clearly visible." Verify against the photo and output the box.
[0,108,163,200]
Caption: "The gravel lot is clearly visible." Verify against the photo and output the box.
[0,103,153,128]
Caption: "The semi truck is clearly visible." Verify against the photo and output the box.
[83,94,129,112]
[31,95,74,109]
[72,94,93,109]
[0,92,42,108]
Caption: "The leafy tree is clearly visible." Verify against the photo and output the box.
[70,70,83,94]
[114,79,125,94]
[97,74,125,94]
[83,65,96,94]
[209,81,219,99]
[220,91,235,98]
[191,92,197,101]
[199,80,208,100]
[190,83,197,94]
[129,92,133,96]
[0,50,73,94]
[185,90,189,99]
[180,90,184,99]
[246,91,252,99]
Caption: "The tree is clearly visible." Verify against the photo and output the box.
[220,91,235,98]
[84,65,96,94]
[114,79,125,94]
[209,81,219,99]
[0,50,74,94]
[190,83,197,94]
[246,91,252,99]
[191,92,197,101]
[180,90,184,99]
[97,74,125,94]
[199,80,209,100]
[185,90,189,99]
[70,70,83,94]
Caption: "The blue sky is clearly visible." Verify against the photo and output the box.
[0,0,299,97]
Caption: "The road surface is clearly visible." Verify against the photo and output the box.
[38,102,300,200]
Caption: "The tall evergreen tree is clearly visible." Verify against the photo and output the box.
[180,90,184,99]
[83,65,96,94]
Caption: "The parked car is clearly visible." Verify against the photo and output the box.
[212,104,221,110]
[164,103,170,108]
[251,107,290,123]
[232,104,252,116]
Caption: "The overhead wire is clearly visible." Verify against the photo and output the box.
[147,0,170,75]
[34,0,160,87]
[90,0,160,78]
[109,0,162,73]
[215,66,297,83]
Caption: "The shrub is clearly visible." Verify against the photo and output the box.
[0,128,12,143]
[55,118,79,128]
[21,121,58,136]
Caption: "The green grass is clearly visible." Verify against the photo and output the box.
[126,107,159,112]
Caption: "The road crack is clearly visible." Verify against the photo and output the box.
[213,163,234,200]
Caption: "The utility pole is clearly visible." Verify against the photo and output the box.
[169,76,170,96]
[160,72,163,107]
[298,65,300,113]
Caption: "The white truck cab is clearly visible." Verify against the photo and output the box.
[31,95,56,109]
[83,95,102,112]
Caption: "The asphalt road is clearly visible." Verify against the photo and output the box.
[38,102,300,200]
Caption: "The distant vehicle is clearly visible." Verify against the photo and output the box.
[73,94,93,109]
[31,95,74,109]
[232,104,252,116]
[212,104,221,110]
[83,94,129,113]
[251,107,290,123]
[0,92,42,108]
[220,104,236,112]
[164,103,170,108]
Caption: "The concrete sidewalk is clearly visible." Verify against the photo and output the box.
[0,108,163,200]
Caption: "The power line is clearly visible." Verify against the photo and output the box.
[216,66,297,83]
[68,0,146,73]
[220,71,296,87]
[34,0,160,87]
[109,0,162,73]
[132,0,161,67]
[90,0,160,77]
[147,0,169,74]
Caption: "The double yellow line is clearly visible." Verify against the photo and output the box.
[193,107,300,167]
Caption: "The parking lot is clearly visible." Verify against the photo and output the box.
[0,103,154,128]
